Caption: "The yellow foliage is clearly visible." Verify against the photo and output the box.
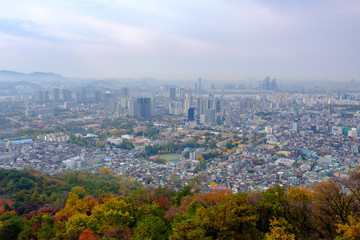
[336,215,360,239]
[265,217,295,240]
[55,192,80,218]
[64,213,89,237]
[98,168,113,176]
[71,186,86,198]
[210,181,217,187]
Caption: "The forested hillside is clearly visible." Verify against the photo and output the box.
[1,168,360,239]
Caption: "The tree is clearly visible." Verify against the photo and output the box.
[133,215,171,240]
[286,187,319,239]
[71,186,86,198]
[173,193,259,240]
[0,215,24,240]
[209,140,216,149]
[171,220,210,240]
[311,179,354,239]
[193,190,232,207]
[226,140,233,149]
[79,228,99,240]
[264,217,295,240]
[175,186,193,207]
[87,196,135,233]
[258,186,288,233]
[64,213,89,239]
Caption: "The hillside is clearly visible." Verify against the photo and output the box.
[1,168,360,239]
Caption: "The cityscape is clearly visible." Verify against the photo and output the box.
[1,0,360,239]
[1,74,360,193]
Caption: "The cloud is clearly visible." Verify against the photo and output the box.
[0,18,47,39]
[0,0,359,80]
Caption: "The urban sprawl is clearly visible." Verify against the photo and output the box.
[1,76,360,193]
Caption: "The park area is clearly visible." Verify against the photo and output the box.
[149,154,181,163]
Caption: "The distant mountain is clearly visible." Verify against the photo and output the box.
[29,72,63,78]
[0,70,73,84]
[0,70,26,76]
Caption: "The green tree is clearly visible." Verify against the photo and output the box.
[133,215,171,240]
[0,215,24,240]
[225,140,233,149]
[209,140,216,149]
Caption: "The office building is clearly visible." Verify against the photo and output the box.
[53,88,59,102]
[130,97,155,118]
[170,87,176,100]
[188,107,195,121]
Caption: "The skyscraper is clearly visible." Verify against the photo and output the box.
[129,97,155,118]
[43,91,50,102]
[35,91,43,103]
[94,90,102,103]
[198,77,202,92]
[137,98,151,118]
[120,87,130,98]
[53,88,59,102]
[188,107,195,121]
[62,89,72,101]
[169,87,176,100]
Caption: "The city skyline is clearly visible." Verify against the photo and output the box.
[0,0,359,81]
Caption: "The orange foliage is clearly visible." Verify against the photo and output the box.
[193,190,233,207]
[0,198,15,216]
[102,226,134,240]
[29,172,66,185]
[79,229,99,240]
[179,195,194,214]
[164,208,178,220]
[155,197,171,211]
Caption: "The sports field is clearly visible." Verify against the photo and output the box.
[157,154,181,161]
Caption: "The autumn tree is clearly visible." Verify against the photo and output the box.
[171,193,259,240]
[133,215,171,240]
[258,186,288,233]
[312,179,354,239]
[286,187,321,239]
[79,228,99,240]
[264,217,295,240]
[0,215,24,240]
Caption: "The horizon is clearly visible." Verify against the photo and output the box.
[0,0,359,81]
[0,69,358,84]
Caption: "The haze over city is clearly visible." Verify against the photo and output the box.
[0,0,359,81]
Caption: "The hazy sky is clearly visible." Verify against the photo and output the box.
[0,0,359,81]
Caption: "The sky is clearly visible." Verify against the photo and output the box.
[0,0,359,81]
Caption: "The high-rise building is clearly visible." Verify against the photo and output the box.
[136,98,151,118]
[129,97,155,118]
[80,88,86,102]
[195,96,219,124]
[43,91,50,102]
[35,91,43,103]
[215,99,221,113]
[198,77,202,91]
[205,109,216,123]
[53,88,59,102]
[188,107,195,121]
[292,118,300,133]
[179,88,185,99]
[76,88,86,103]
[62,89,72,101]
[94,90,101,103]
[169,87,176,100]
[120,87,130,98]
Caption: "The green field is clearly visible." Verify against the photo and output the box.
[158,154,181,161]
